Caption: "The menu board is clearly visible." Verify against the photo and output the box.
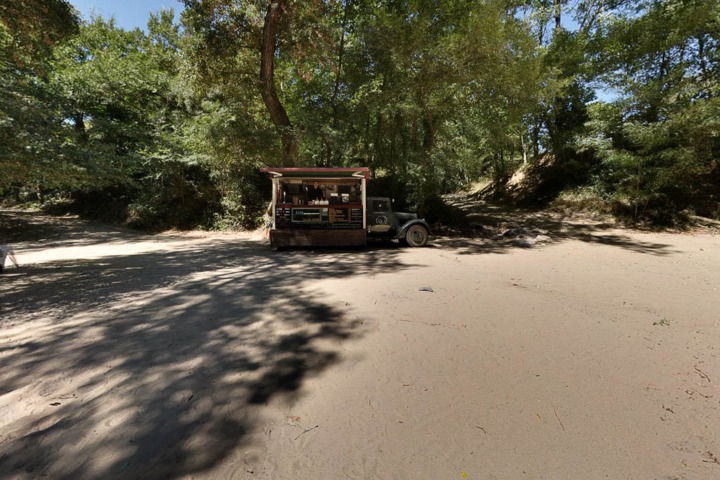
[329,208,349,223]
[275,207,291,227]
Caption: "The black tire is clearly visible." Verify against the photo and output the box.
[405,224,429,247]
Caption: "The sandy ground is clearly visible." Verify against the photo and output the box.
[1,207,720,480]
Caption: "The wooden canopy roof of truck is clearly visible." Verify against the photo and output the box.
[260,167,370,179]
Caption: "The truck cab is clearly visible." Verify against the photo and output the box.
[367,196,430,247]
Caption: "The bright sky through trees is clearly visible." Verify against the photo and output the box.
[70,0,183,30]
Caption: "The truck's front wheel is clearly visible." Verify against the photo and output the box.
[405,224,429,247]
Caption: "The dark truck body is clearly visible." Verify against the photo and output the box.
[366,196,430,247]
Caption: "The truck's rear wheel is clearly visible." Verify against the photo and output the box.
[405,225,429,247]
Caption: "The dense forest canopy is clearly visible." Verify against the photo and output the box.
[1,0,718,228]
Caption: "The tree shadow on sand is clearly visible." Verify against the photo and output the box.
[431,201,678,256]
[0,209,197,254]
[0,233,414,479]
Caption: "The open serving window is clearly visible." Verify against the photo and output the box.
[260,167,369,248]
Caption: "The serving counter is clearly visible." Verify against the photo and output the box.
[260,167,370,249]
[275,204,364,229]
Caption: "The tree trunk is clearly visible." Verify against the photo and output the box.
[74,112,88,145]
[422,115,435,153]
[421,113,436,201]
[532,116,541,158]
[520,128,528,165]
[326,0,352,166]
[260,0,298,167]
[553,0,562,30]
[697,35,711,97]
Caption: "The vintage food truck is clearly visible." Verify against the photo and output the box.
[260,167,430,249]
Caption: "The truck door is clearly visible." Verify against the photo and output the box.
[367,198,396,234]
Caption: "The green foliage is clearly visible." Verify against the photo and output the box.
[2,0,718,228]
[0,0,79,197]
[542,39,594,154]
[583,98,720,222]
[579,0,720,222]
[0,0,79,73]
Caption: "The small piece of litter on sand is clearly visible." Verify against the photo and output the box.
[419,287,434,292]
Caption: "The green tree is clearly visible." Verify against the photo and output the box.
[336,0,540,202]
[0,0,79,196]
[584,0,720,220]
[42,13,231,227]
[0,0,79,73]
[48,17,161,188]
[182,0,332,167]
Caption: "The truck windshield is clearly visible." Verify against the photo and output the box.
[372,199,389,212]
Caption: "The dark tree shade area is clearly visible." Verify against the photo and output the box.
[1,0,718,229]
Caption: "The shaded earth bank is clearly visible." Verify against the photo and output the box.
[1,208,719,479]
